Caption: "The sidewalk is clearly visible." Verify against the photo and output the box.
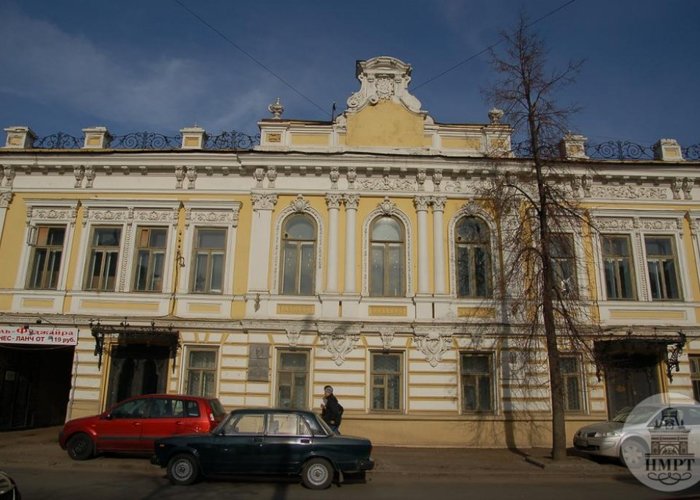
[0,426,626,478]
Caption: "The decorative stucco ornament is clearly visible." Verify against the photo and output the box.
[346,56,423,114]
[268,97,284,119]
[413,333,451,367]
[321,332,360,366]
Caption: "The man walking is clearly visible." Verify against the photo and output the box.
[320,385,343,434]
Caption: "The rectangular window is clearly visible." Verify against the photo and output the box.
[645,236,681,300]
[184,349,218,398]
[551,233,577,297]
[461,353,493,412]
[561,355,583,412]
[601,235,636,300]
[276,351,308,409]
[133,227,167,292]
[27,225,65,289]
[371,352,402,411]
[84,226,121,291]
[690,356,700,402]
[192,228,226,294]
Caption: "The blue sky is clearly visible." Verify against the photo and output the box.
[0,0,698,147]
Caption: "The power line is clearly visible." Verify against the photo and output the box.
[172,0,327,115]
[413,0,577,91]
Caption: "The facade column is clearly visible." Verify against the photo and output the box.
[414,196,431,294]
[0,191,12,241]
[325,193,342,293]
[432,196,446,294]
[247,193,277,292]
[343,194,359,293]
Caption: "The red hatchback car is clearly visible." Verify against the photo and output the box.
[59,394,226,460]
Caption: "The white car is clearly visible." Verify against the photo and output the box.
[573,403,700,466]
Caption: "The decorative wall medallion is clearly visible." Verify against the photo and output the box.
[290,194,310,213]
[683,178,695,200]
[73,165,85,188]
[286,328,301,347]
[84,166,95,188]
[329,167,340,189]
[0,191,12,208]
[346,167,357,188]
[378,327,395,350]
[378,196,396,216]
[321,332,359,366]
[3,166,15,187]
[345,56,422,114]
[186,166,197,189]
[413,333,451,367]
[266,167,277,188]
[416,169,426,190]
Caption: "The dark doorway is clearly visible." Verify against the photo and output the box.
[596,340,664,418]
[0,345,74,430]
[105,344,169,409]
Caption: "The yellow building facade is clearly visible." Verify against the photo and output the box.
[0,56,699,447]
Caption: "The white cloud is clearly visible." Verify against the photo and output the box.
[0,7,273,133]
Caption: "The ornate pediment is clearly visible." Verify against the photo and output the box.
[345,56,423,115]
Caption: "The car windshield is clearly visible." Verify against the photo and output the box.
[622,405,666,426]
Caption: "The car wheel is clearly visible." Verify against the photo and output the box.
[302,458,334,490]
[620,438,648,468]
[167,454,199,486]
[66,433,94,460]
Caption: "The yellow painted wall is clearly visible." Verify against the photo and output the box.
[345,101,425,148]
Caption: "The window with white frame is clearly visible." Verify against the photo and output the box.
[551,233,578,298]
[455,216,492,298]
[84,226,121,291]
[184,348,218,398]
[561,355,584,412]
[27,225,66,289]
[645,235,682,300]
[191,227,226,294]
[690,355,700,402]
[276,350,309,409]
[601,234,636,300]
[280,214,316,295]
[133,226,167,292]
[371,352,402,411]
[461,353,494,412]
[369,216,405,297]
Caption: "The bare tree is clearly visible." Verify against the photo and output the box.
[483,14,595,460]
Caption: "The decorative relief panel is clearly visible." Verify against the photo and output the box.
[589,185,667,200]
[593,217,634,232]
[354,177,416,192]
[252,193,277,210]
[186,204,241,227]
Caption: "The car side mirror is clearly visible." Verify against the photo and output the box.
[102,413,113,420]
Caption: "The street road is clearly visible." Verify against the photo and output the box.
[2,464,681,500]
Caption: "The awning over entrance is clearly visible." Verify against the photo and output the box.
[89,319,180,369]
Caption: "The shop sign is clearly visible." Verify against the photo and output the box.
[0,325,78,345]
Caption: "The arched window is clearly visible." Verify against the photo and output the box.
[455,216,491,298]
[280,214,316,295]
[370,216,405,297]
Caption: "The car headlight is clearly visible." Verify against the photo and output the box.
[596,431,621,437]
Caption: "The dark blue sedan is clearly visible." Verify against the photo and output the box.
[151,408,374,489]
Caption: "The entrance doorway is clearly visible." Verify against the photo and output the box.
[105,344,169,409]
[596,340,664,418]
[0,345,74,429]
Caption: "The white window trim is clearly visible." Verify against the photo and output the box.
[270,202,324,295]
[73,200,179,293]
[180,201,241,295]
[361,203,414,297]
[592,210,686,302]
[17,200,79,291]
[447,203,500,300]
